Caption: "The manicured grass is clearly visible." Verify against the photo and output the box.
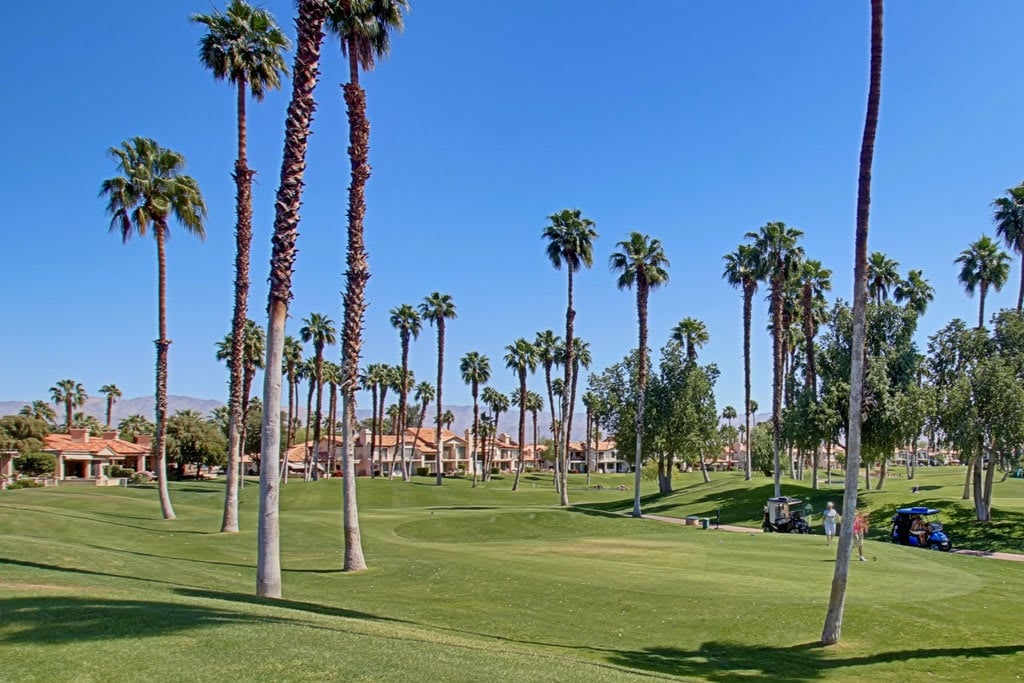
[0,471,1021,681]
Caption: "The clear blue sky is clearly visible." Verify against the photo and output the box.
[3,1,1024,417]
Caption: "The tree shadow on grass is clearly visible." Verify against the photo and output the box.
[601,641,1023,682]
[0,504,211,535]
[0,595,295,645]
[427,506,499,511]
[172,588,412,626]
[0,557,194,588]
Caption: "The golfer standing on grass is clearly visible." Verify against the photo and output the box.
[823,501,839,545]
[853,510,869,561]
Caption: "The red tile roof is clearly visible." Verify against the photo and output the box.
[43,433,149,456]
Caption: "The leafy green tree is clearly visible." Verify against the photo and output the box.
[49,380,87,433]
[460,351,490,488]
[956,235,1011,329]
[992,182,1024,311]
[610,231,669,516]
[13,452,56,478]
[420,292,457,487]
[544,209,599,506]
[100,137,207,521]
[73,413,105,437]
[166,410,228,478]
[0,416,51,455]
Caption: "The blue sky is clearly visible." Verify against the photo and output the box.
[3,1,1024,417]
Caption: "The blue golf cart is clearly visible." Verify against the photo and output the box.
[890,507,952,551]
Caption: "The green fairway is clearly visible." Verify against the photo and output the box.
[1,471,1022,682]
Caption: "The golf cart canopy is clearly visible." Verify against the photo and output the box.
[767,496,803,505]
[896,507,938,515]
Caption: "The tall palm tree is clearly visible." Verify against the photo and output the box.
[525,390,544,476]
[389,304,421,481]
[670,317,709,361]
[956,235,1011,329]
[410,381,434,474]
[322,361,341,474]
[377,365,400,473]
[419,292,457,486]
[256,0,331,597]
[216,319,267,494]
[582,390,597,485]
[20,400,57,425]
[722,406,737,428]
[300,313,336,481]
[505,338,538,491]
[866,251,900,304]
[481,387,508,479]
[360,363,381,476]
[193,0,289,534]
[100,137,206,521]
[460,351,491,487]
[723,243,760,482]
[992,183,1024,311]
[822,0,883,646]
[50,380,87,433]
[533,329,563,486]
[98,384,122,429]
[798,260,832,395]
[893,269,934,317]
[543,209,598,506]
[327,0,409,573]
[282,335,303,452]
[610,231,670,517]
[746,221,804,498]
[299,356,317,477]
[441,410,455,432]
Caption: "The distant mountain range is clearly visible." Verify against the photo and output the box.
[0,395,589,440]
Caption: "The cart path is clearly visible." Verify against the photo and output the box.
[638,513,1024,562]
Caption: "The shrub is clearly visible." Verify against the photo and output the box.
[415,467,429,477]
[109,465,135,478]
[8,479,44,489]
[490,467,500,475]
[14,452,56,477]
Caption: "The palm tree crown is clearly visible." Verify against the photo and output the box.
[100,137,206,243]
[956,235,1011,328]
[192,0,290,99]
[327,0,409,77]
[866,251,900,304]
[50,380,87,431]
[992,183,1024,311]
[894,268,934,316]
[670,317,709,361]
[99,384,123,429]
[389,304,422,347]
[300,313,337,353]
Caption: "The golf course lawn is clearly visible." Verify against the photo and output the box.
[1,469,1021,681]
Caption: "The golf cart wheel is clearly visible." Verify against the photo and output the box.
[929,542,942,551]
[762,525,772,533]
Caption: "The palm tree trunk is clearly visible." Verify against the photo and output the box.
[435,320,446,487]
[311,349,325,482]
[397,337,409,482]
[258,0,328,599]
[105,397,113,429]
[561,270,575,507]
[305,377,315,481]
[239,366,254,489]
[771,275,784,499]
[368,384,378,477]
[153,221,176,520]
[543,363,560,493]
[222,76,254,533]
[412,401,427,476]
[979,283,988,329]
[532,409,538,477]
[341,386,367,571]
[822,0,882,646]
[471,384,480,487]
[632,279,649,518]
[65,399,72,434]
[285,372,295,451]
[512,370,527,491]
[743,283,753,481]
[585,407,591,487]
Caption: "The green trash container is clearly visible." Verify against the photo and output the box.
[700,518,710,529]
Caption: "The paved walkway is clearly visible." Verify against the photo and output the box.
[640,513,1024,563]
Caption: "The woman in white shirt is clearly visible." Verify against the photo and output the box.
[823,501,839,545]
